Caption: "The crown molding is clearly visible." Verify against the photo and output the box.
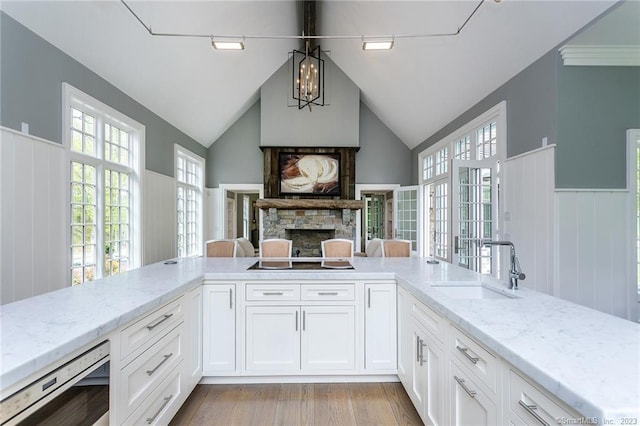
[559,45,640,66]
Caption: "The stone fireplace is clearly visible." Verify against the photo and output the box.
[262,207,357,257]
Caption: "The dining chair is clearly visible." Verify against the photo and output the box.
[205,239,238,257]
[259,239,292,258]
[321,238,354,258]
[381,239,411,257]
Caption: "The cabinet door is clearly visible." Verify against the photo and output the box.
[423,333,445,426]
[397,287,411,386]
[365,283,397,370]
[185,286,202,389]
[410,327,427,413]
[202,284,236,374]
[245,306,300,371]
[450,361,498,426]
[300,306,356,371]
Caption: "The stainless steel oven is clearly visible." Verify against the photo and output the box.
[0,341,110,426]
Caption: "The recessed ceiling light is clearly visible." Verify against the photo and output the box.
[362,40,394,51]
[211,40,245,50]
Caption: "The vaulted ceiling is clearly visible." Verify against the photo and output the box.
[0,1,626,149]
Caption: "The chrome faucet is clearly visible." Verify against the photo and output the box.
[482,240,526,289]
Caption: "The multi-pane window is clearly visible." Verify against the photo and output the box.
[71,162,97,285]
[476,122,497,160]
[418,102,504,267]
[65,84,142,286]
[176,147,204,258]
[422,155,434,181]
[435,147,448,176]
[433,182,448,259]
[454,136,471,160]
[104,169,130,276]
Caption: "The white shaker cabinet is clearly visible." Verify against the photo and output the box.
[450,360,498,426]
[202,283,236,375]
[364,282,397,371]
[397,286,411,384]
[245,304,356,372]
[245,306,300,371]
[301,305,356,371]
[403,294,446,426]
[184,286,202,390]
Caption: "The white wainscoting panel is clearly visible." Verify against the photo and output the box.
[555,190,632,320]
[502,146,555,295]
[1,128,67,305]
[143,170,176,265]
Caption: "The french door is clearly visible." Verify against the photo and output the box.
[394,186,420,255]
[451,160,497,274]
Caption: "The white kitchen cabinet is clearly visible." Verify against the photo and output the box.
[245,305,356,372]
[202,284,236,374]
[504,368,580,425]
[111,296,188,426]
[364,282,397,371]
[450,360,498,426]
[397,286,411,385]
[184,286,202,390]
[245,306,300,371]
[405,303,446,426]
[301,305,356,371]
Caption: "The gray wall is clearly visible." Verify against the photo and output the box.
[557,63,640,189]
[0,12,206,177]
[410,50,558,183]
[207,98,410,188]
[206,100,264,188]
[260,55,360,147]
[410,44,640,190]
[357,101,412,186]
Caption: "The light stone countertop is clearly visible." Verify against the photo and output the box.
[1,256,638,423]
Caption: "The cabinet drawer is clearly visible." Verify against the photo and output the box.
[301,284,355,301]
[450,326,498,393]
[123,362,184,426]
[410,295,446,344]
[118,323,184,421]
[245,284,300,301]
[120,296,184,361]
[507,369,579,425]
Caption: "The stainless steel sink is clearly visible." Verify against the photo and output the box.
[430,283,518,300]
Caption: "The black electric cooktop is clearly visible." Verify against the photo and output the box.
[247,260,354,270]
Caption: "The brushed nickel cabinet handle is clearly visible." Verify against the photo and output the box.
[318,292,339,296]
[456,345,479,364]
[419,339,427,366]
[416,336,421,362]
[367,288,371,308]
[146,395,173,424]
[229,288,233,309]
[454,375,477,398]
[146,353,173,376]
[518,400,550,426]
[146,313,173,331]
[263,292,284,296]
[295,311,298,331]
[302,310,306,331]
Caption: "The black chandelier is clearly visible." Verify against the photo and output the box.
[291,1,325,111]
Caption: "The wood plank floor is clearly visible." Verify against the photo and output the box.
[170,383,424,426]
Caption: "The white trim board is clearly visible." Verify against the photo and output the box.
[559,45,640,66]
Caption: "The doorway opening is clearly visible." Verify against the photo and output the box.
[219,184,264,251]
[355,184,400,254]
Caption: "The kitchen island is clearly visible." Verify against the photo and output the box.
[1,256,638,424]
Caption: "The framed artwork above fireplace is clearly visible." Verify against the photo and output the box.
[278,152,341,196]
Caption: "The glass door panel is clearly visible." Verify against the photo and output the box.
[394,186,419,254]
[451,160,496,274]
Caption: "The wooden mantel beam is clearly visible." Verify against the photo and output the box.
[256,198,364,210]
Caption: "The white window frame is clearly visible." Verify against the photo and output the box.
[626,129,640,321]
[175,145,205,258]
[63,83,145,285]
[418,101,506,265]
